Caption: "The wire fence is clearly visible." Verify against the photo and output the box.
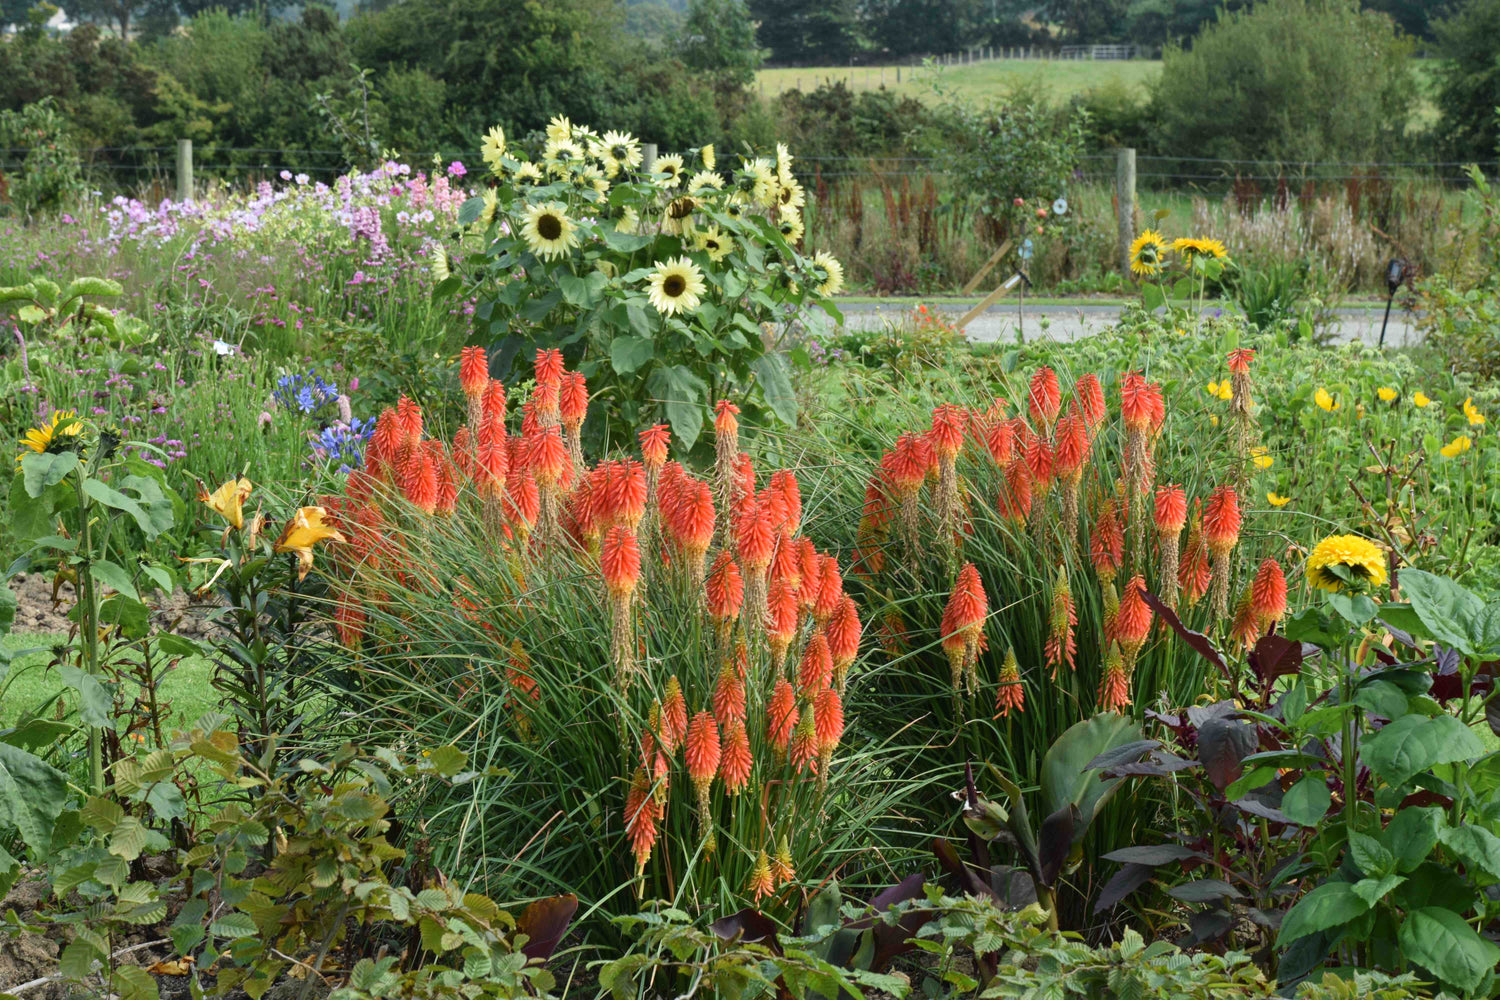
[3,145,1495,194]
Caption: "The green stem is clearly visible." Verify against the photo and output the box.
[1341,637,1358,841]
[75,474,103,797]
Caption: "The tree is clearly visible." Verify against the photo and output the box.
[676,0,762,86]
[1124,0,1254,48]
[66,0,172,37]
[1032,0,1131,41]
[747,0,863,64]
[861,0,992,60]
[1433,0,1500,160]
[1362,0,1454,40]
[1150,0,1416,164]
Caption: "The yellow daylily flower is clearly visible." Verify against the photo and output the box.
[1250,447,1273,470]
[1267,492,1292,507]
[1464,397,1486,426]
[1439,435,1472,459]
[274,506,346,581]
[1413,391,1431,408]
[1314,388,1338,412]
[197,478,252,530]
[1377,387,1397,402]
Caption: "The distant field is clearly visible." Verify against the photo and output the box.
[756,58,1162,105]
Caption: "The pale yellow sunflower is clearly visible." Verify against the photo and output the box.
[700,144,716,170]
[512,162,544,186]
[653,154,685,188]
[480,125,506,173]
[687,170,725,196]
[694,227,732,262]
[596,130,642,177]
[16,409,82,466]
[811,251,843,297]
[521,202,580,260]
[646,256,707,316]
[545,115,574,145]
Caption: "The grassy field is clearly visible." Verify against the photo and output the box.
[756,57,1161,104]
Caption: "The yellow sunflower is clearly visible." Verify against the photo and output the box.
[615,205,640,234]
[1305,534,1387,594]
[646,256,707,316]
[1171,236,1229,261]
[480,125,507,174]
[521,202,580,260]
[776,177,806,213]
[663,195,698,236]
[776,208,804,245]
[811,251,843,297]
[700,144,716,170]
[477,188,500,224]
[543,138,585,177]
[1129,230,1168,278]
[694,227,732,262]
[512,162,544,186]
[736,158,776,207]
[687,170,725,196]
[596,130,642,178]
[653,154,685,188]
[545,115,573,144]
[775,143,793,184]
[17,409,83,465]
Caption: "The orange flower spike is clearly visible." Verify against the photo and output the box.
[1023,426,1054,493]
[534,348,565,388]
[1251,558,1288,626]
[1089,499,1124,583]
[1178,524,1212,609]
[405,451,438,514]
[713,661,747,727]
[826,595,861,689]
[660,676,688,753]
[705,552,745,622]
[1075,373,1107,430]
[772,837,796,885]
[797,538,822,610]
[930,404,966,463]
[395,395,423,448]
[714,399,740,439]
[758,485,790,535]
[430,444,458,515]
[983,415,1015,466]
[769,534,801,591]
[770,470,803,536]
[367,408,401,477]
[526,426,570,490]
[719,719,753,794]
[601,526,642,600]
[685,711,721,789]
[1119,370,1152,432]
[1044,566,1077,678]
[1227,348,1257,374]
[788,714,819,775]
[1114,575,1154,663]
[640,714,672,793]
[1028,366,1061,429]
[766,579,801,665]
[766,679,799,754]
[481,379,507,423]
[1154,484,1188,535]
[1053,410,1089,481]
[1229,585,1262,650]
[814,554,843,625]
[1202,485,1242,557]
[993,647,1024,718]
[798,631,834,696]
[747,848,775,899]
[998,456,1033,525]
[559,370,588,432]
[459,346,488,400]
[624,769,659,874]
[1099,642,1131,712]
[674,478,717,570]
[639,424,670,471]
[504,467,540,529]
[940,563,988,693]
[611,459,648,531]
[814,685,844,753]
[736,500,775,573]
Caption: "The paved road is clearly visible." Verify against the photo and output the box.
[825,301,1422,348]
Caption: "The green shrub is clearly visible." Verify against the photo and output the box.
[0,99,85,216]
[1433,0,1500,161]
[1150,0,1416,164]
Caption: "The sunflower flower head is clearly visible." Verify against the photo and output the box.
[1128,229,1168,277]
[1305,534,1387,594]
[17,409,83,465]
[521,202,581,260]
[646,256,707,316]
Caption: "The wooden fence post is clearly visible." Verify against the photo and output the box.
[1116,147,1137,278]
[642,143,658,173]
[176,139,193,202]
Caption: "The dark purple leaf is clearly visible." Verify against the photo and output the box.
[1398,789,1453,810]
[1197,717,1257,793]
[1084,739,1161,771]
[1140,588,1229,677]
[847,874,932,971]
[932,837,998,902]
[1180,907,1234,947]
[1036,805,1079,888]
[1435,645,1461,674]
[987,866,1038,908]
[1103,844,1209,866]
[1380,623,1417,649]
[1102,750,1201,778]
[1487,693,1500,739]
[517,894,578,963]
[1248,635,1304,687]
[1166,879,1245,902]
[1186,700,1239,729]
[710,908,781,951]
[866,872,926,914]
[1094,862,1154,913]
[1232,798,1291,825]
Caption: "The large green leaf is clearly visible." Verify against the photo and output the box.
[610,335,655,374]
[21,450,78,497]
[82,476,174,540]
[1282,775,1331,827]
[0,741,70,857]
[1360,713,1484,787]
[1398,906,1500,994]
[61,277,123,301]
[1277,881,1370,946]
[1437,825,1500,881]
[647,365,707,449]
[751,353,797,427]
[0,584,14,638]
[1399,570,1487,656]
[1039,713,1142,833]
[89,559,139,602]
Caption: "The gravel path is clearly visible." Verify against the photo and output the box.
[825,301,1422,347]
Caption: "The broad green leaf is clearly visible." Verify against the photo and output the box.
[58,665,112,727]
[0,584,14,638]
[21,450,78,497]
[1039,712,1141,832]
[171,899,208,955]
[17,304,49,324]
[1437,825,1500,881]
[1140,283,1165,312]
[1277,881,1370,946]
[210,912,259,939]
[0,742,70,856]
[9,472,56,539]
[1398,906,1500,993]
[610,335,655,374]
[60,938,103,980]
[1354,680,1409,721]
[89,559,139,601]
[82,478,172,540]
[1281,775,1331,827]
[1351,875,1403,906]
[110,964,158,1000]
[456,195,486,226]
[1399,570,1485,655]
[750,353,797,426]
[1382,807,1441,873]
[1361,713,1484,786]
[1348,833,1394,878]
[61,277,123,301]
[108,815,149,861]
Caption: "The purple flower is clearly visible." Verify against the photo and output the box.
[447,161,467,177]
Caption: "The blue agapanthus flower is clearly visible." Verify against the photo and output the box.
[274,370,339,415]
[310,417,375,473]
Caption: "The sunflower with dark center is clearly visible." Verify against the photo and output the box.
[522,202,580,260]
[1128,229,1168,277]
[646,256,707,316]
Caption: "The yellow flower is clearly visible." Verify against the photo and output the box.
[430,245,450,282]
[1128,230,1168,277]
[1376,386,1397,403]
[1210,414,1219,427]
[1306,534,1387,594]
[1267,492,1292,507]
[687,170,724,196]
[1250,446,1273,470]
[480,125,506,174]
[693,226,732,262]
[545,115,573,144]
[1206,380,1232,401]
[198,478,252,530]
[776,209,804,245]
[1464,397,1486,426]
[776,177,806,213]
[274,506,346,581]
[520,202,580,260]
[1314,387,1338,412]
[615,205,640,234]
[1440,435,1472,458]
[1413,391,1431,408]
[652,153,685,188]
[811,251,844,297]
[16,409,83,465]
[774,143,793,184]
[735,157,776,206]
[595,130,641,177]
[543,138,585,176]
[700,144,716,170]
[1171,236,1229,261]
[512,162,544,187]
[645,256,707,317]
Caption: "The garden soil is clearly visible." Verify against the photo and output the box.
[6,573,219,641]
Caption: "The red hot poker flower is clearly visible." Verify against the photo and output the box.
[660,676,688,753]
[705,552,744,622]
[1202,485,1242,558]
[534,348,565,388]
[1153,484,1187,534]
[459,346,488,399]
[766,679,798,752]
[718,720,753,794]
[639,424,670,470]
[1075,373,1107,429]
[559,370,588,430]
[930,404,966,462]
[1251,558,1287,625]
[601,526,641,599]
[1028,366,1061,428]
[798,631,834,696]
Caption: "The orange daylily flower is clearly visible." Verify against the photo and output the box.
[274,506,346,580]
[198,477,253,530]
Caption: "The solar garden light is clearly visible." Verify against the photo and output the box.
[1379,258,1406,349]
